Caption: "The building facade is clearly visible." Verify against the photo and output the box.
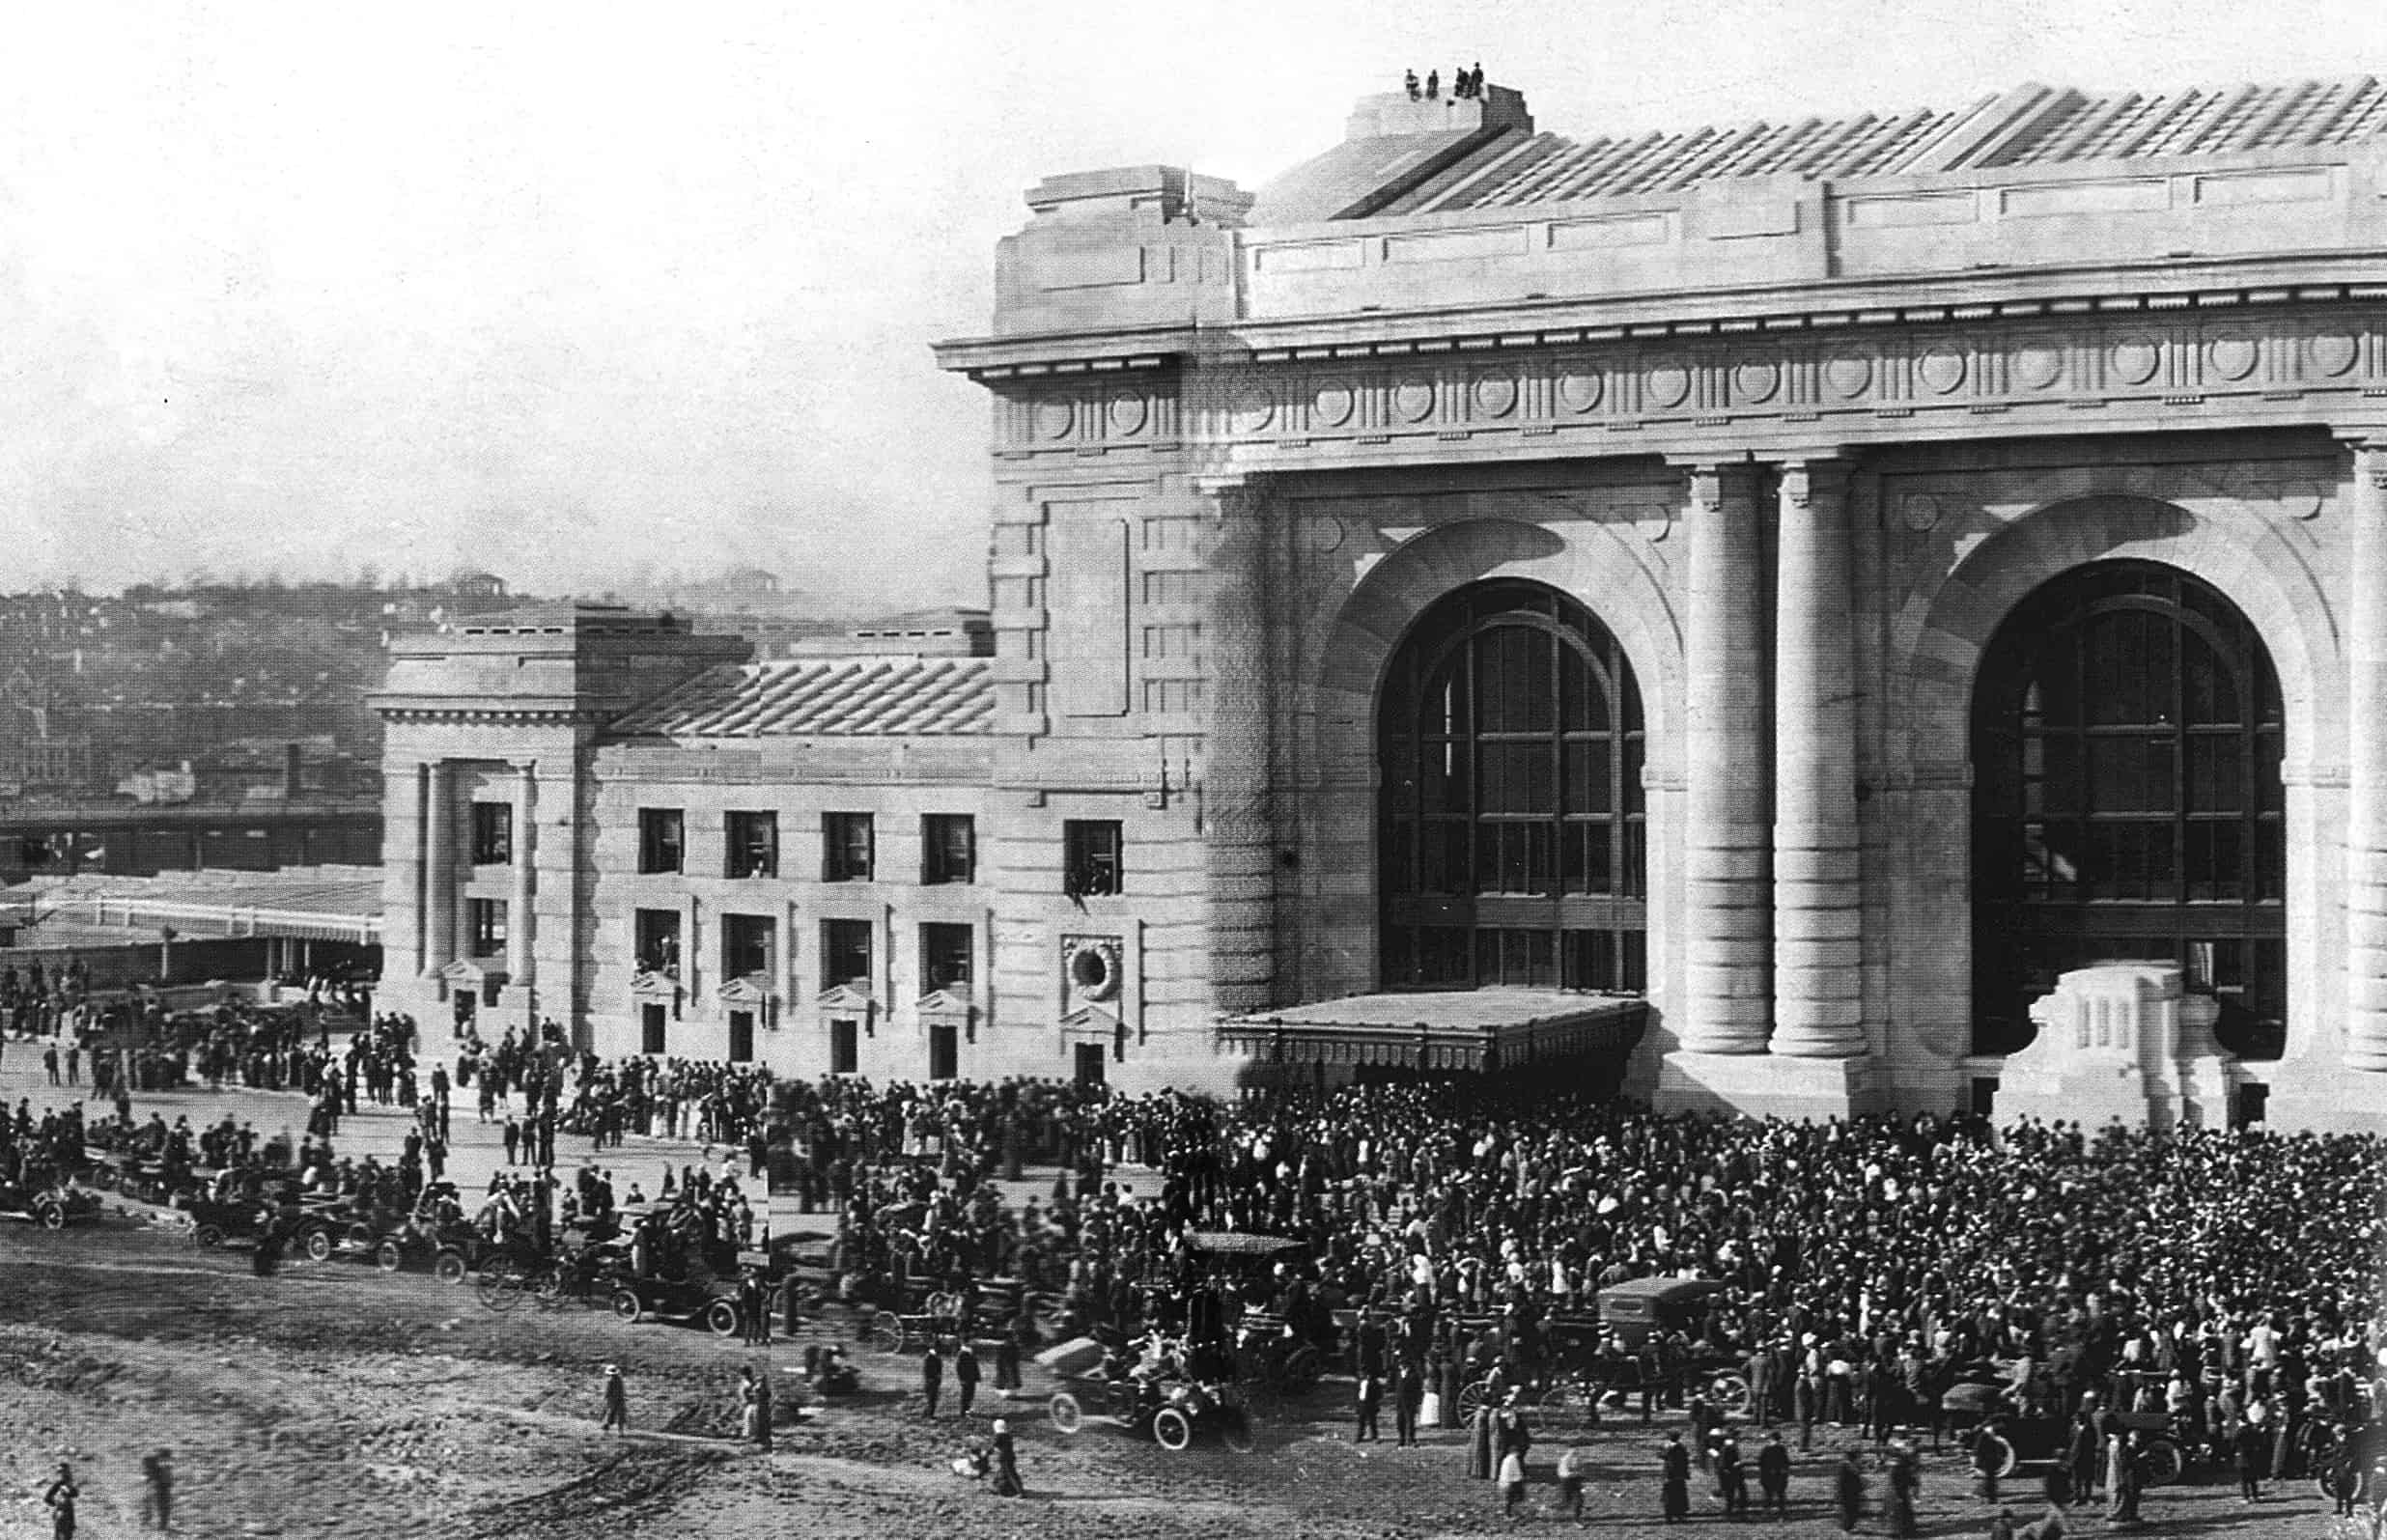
[379,78,2387,1129]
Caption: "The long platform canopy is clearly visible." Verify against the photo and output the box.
[16,866,383,944]
[1221,990,1647,1074]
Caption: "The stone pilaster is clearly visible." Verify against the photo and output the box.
[507,762,536,987]
[2346,437,2387,1072]
[1771,459,1867,1058]
[1679,462,1771,1052]
[422,760,456,974]
[1198,477,1278,1016]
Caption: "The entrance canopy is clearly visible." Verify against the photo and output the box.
[1222,990,1646,1074]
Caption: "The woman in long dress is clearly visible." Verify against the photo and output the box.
[1468,1398,1496,1479]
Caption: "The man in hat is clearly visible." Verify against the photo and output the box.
[991,1416,1023,1497]
[954,1340,981,1418]
[601,1364,630,1434]
[920,1341,944,1419]
[1757,1429,1792,1517]
[1661,1431,1692,1523]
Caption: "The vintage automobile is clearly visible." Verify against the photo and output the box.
[1042,1343,1257,1453]
[607,1269,748,1336]
[1937,1377,2189,1487]
[0,1178,101,1230]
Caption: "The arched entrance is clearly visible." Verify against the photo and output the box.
[1377,578,1646,991]
[1971,560,2286,1057]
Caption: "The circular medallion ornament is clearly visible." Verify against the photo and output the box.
[2310,332,2361,378]
[1064,938,1123,1002]
[1823,355,1873,399]
[2206,332,2260,382]
[1229,387,1275,434]
[2111,336,2163,387]
[1107,390,1148,436]
[1732,359,1781,405]
[1307,514,1347,552]
[1917,346,1967,395]
[2012,344,2064,391]
[1472,375,1519,418]
[1391,378,1437,424]
[1312,382,1356,429]
[1900,493,1943,533]
[1034,400,1076,441]
[1645,361,1692,409]
[1556,369,1604,413]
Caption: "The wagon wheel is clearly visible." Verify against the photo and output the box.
[303,1227,335,1264]
[1220,1405,1257,1452]
[2141,1437,2183,1487]
[1152,1405,1194,1451]
[1275,1346,1324,1395]
[2300,1418,2344,1476]
[1708,1371,1752,1416]
[1048,1390,1084,1434]
[375,1238,407,1274]
[1456,1378,1493,1425]
[475,1261,519,1311]
[193,1223,225,1249]
[1995,1438,2021,1479]
[706,1299,743,1338]
[863,1313,908,1356]
[433,1248,468,1285]
[1539,1384,1582,1428]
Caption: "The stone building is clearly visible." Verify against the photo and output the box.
[379,78,2387,1129]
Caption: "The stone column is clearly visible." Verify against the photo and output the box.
[1199,477,1278,1016]
[422,760,455,973]
[1679,462,1771,1052]
[507,762,535,988]
[2346,438,2387,1071]
[1771,459,1867,1058]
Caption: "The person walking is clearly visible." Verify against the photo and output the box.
[1835,1449,1867,1533]
[1355,1370,1383,1442]
[601,1364,630,1434]
[955,1341,981,1418]
[44,1463,78,1540]
[1718,1433,1750,1518]
[991,1417,1023,1497]
[2233,1414,2266,1500]
[1556,1445,1586,1517]
[1499,1445,1528,1517]
[1758,1429,1792,1517]
[995,1316,1025,1398]
[141,1448,174,1529]
[1885,1439,1919,1537]
[1469,1394,1496,1479]
[1662,1431,1692,1523]
[921,1342,944,1419]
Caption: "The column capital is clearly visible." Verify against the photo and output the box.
[1777,458,1854,510]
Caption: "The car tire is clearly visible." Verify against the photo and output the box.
[1152,1406,1194,1451]
[706,1300,742,1338]
[36,1204,64,1231]
[611,1288,644,1324]
[434,1249,468,1285]
[376,1239,407,1274]
[1048,1391,1083,1434]
[304,1227,334,1264]
[194,1223,225,1249]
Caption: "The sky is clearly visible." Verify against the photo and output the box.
[2,0,2384,612]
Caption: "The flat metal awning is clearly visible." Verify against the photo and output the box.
[1220,990,1647,1073]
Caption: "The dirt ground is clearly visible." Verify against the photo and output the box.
[0,1052,2360,1539]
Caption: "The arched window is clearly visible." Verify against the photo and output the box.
[1971,560,2285,1057]
[1378,579,1646,991]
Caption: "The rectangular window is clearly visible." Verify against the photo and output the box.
[720,913,775,980]
[634,909,682,976]
[829,1019,859,1075]
[638,808,685,874]
[822,918,873,991]
[467,898,508,958]
[1063,820,1123,898]
[922,814,975,885]
[822,812,874,882]
[921,922,973,992]
[725,810,778,878]
[470,802,513,865]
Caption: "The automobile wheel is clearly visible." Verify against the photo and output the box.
[611,1288,644,1324]
[194,1223,225,1249]
[434,1249,468,1285]
[706,1300,742,1338]
[36,1204,65,1231]
[304,1227,335,1264]
[376,1239,406,1274]
[2141,1438,2183,1487]
[1048,1391,1083,1434]
[1709,1372,1752,1416]
[1152,1406,1194,1451]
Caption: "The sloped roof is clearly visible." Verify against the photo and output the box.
[1368,77,2387,215]
[607,655,994,739]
